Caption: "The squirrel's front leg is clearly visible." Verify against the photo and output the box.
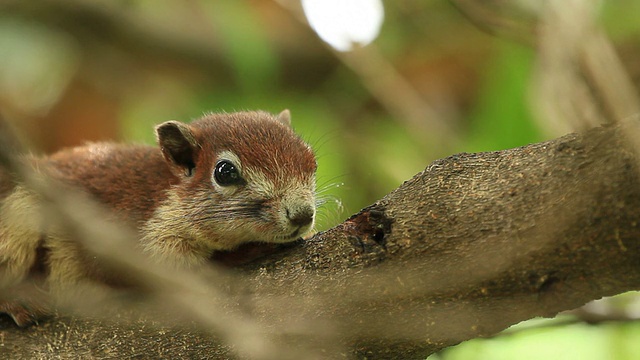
[0,280,51,327]
[1,230,115,327]
[0,186,51,326]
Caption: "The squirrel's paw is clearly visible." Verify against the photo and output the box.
[0,297,51,327]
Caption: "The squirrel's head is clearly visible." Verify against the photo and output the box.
[154,110,316,250]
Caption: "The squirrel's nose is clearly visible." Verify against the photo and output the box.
[286,206,315,227]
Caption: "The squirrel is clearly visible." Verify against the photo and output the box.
[0,110,317,326]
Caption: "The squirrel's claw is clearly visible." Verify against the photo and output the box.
[0,297,51,327]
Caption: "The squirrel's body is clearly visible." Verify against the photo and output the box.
[0,110,316,326]
[46,144,176,223]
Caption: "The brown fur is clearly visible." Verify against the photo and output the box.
[45,144,178,224]
[0,110,317,326]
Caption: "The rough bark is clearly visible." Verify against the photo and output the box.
[1,123,640,359]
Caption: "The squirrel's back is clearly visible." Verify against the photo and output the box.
[44,143,177,225]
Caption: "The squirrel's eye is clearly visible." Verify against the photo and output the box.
[214,160,243,186]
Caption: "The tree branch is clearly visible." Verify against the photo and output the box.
[2,123,640,359]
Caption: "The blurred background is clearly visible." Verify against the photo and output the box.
[1,0,640,358]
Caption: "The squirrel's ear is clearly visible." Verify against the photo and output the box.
[155,121,200,177]
[275,109,291,127]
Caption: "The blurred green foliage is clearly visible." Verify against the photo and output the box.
[465,40,540,152]
[431,316,640,360]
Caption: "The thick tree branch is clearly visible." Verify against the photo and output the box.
[2,123,640,359]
